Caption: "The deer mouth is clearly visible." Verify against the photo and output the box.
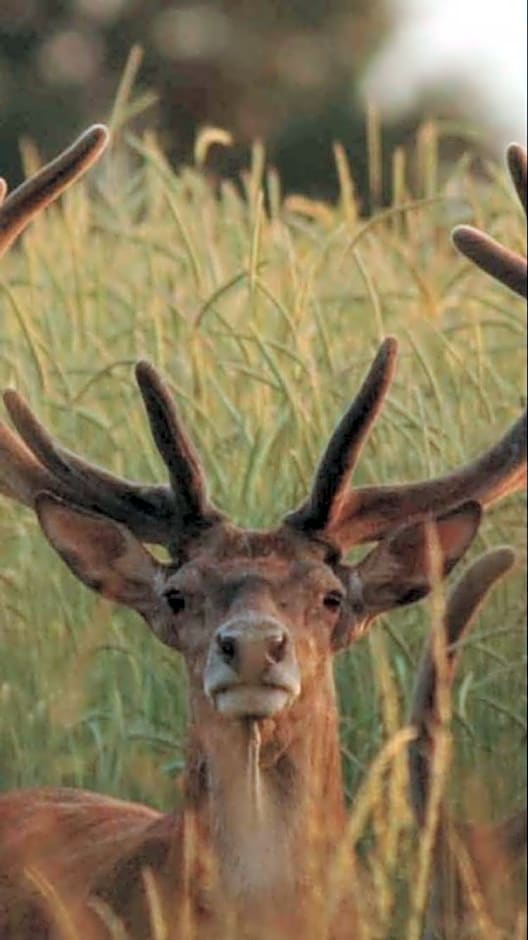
[207,681,299,719]
[204,618,301,718]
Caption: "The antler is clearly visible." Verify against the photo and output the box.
[452,143,527,299]
[135,362,219,529]
[0,140,525,557]
[0,125,109,258]
[328,410,525,547]
[286,146,527,550]
[285,337,398,533]
[0,363,223,552]
[2,339,525,555]
[285,339,526,550]
[0,128,220,553]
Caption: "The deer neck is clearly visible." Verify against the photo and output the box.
[184,661,345,907]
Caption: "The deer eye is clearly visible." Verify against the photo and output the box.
[164,589,186,614]
[323,590,344,612]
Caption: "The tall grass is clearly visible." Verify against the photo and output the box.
[0,125,525,936]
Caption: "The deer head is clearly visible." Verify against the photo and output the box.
[0,134,525,728]
[0,339,525,728]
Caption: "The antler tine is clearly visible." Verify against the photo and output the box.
[0,179,7,205]
[135,361,222,530]
[0,422,63,506]
[506,143,527,212]
[2,389,178,547]
[452,225,527,299]
[452,143,527,299]
[285,337,398,534]
[0,124,109,258]
[409,546,516,825]
[323,409,526,549]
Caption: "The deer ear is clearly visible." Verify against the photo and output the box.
[36,493,160,615]
[352,501,482,617]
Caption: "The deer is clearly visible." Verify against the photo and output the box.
[0,356,525,939]
[0,132,525,938]
[409,546,526,938]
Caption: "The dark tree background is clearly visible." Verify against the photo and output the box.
[0,0,422,205]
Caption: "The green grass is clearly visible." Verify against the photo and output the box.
[0,125,526,935]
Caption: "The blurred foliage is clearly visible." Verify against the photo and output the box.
[0,0,432,206]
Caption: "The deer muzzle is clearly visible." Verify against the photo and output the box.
[204,615,301,718]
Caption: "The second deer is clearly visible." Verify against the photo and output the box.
[409,546,526,938]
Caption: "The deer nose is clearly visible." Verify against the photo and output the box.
[215,622,290,678]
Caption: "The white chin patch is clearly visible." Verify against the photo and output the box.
[213,686,293,719]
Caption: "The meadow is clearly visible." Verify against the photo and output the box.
[0,121,526,937]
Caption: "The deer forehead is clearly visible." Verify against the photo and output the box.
[163,556,342,601]
[161,529,343,605]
